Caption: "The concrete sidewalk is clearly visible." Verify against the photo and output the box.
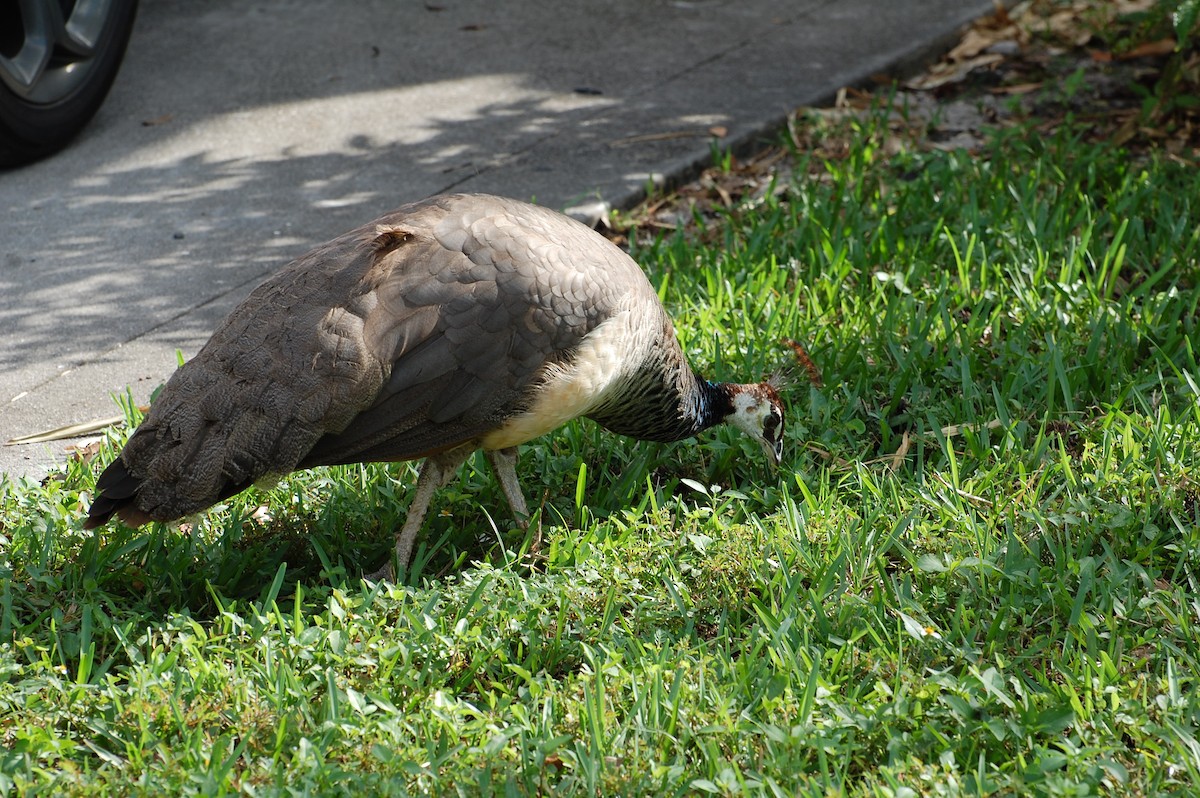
[0,0,995,480]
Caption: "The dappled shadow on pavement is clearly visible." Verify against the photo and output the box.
[0,0,817,385]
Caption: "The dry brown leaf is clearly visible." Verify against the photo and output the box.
[1113,114,1140,146]
[906,54,1004,90]
[934,473,993,506]
[8,416,123,445]
[940,418,1003,437]
[1115,0,1157,12]
[889,430,912,472]
[989,81,1043,95]
[948,29,998,61]
[948,26,1021,61]
[1119,38,1176,60]
[67,441,103,464]
[1044,7,1095,47]
[804,443,854,470]
[8,402,150,445]
[840,86,878,110]
[712,181,733,208]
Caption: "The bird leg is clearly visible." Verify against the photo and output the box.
[485,447,528,523]
[367,446,472,582]
[486,446,542,557]
[367,446,532,583]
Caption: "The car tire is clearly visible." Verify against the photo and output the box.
[0,0,139,168]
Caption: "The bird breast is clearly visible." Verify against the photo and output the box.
[479,308,643,450]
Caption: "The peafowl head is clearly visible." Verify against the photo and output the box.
[725,382,786,467]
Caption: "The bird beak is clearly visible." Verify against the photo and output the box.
[763,438,782,472]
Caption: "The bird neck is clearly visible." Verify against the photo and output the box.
[684,376,736,437]
[586,366,734,443]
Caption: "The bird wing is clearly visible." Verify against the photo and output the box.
[104,221,405,521]
[298,194,642,465]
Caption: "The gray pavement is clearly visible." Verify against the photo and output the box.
[1,0,995,480]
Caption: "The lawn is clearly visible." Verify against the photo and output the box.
[3,3,1200,796]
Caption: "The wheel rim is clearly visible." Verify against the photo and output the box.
[0,0,115,104]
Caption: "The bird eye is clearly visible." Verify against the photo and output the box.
[763,410,781,439]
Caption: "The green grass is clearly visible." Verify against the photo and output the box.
[3,103,1200,796]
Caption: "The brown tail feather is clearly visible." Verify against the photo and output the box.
[84,457,145,529]
[85,453,259,530]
